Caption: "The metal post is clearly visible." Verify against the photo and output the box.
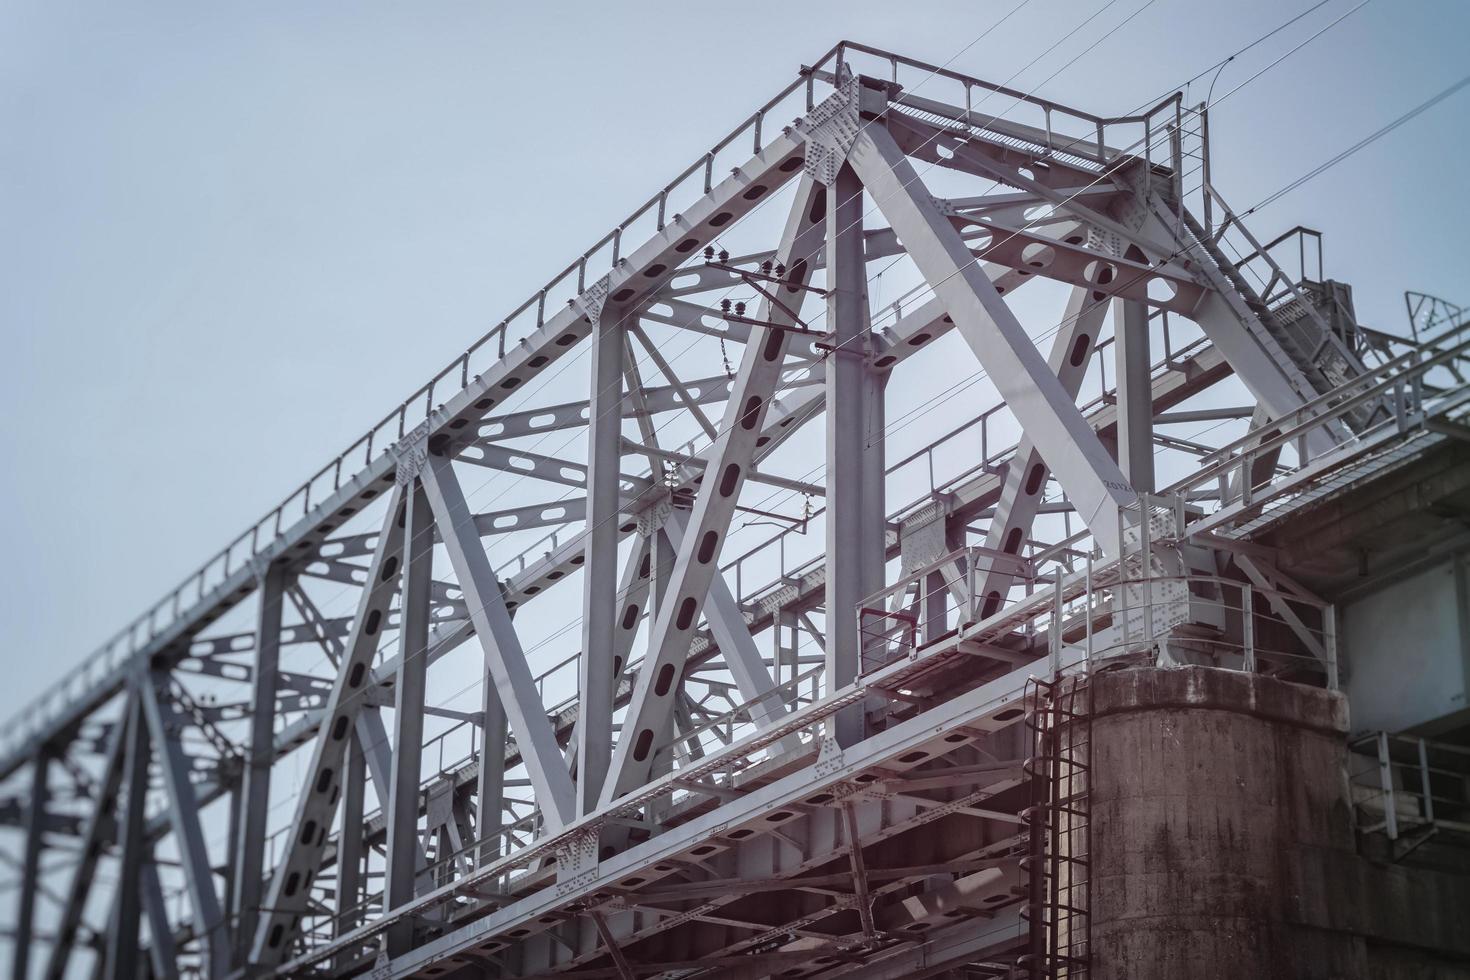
[222,780,241,937]
[1113,298,1155,493]
[337,730,367,943]
[1418,738,1435,824]
[1242,583,1256,674]
[1051,575,1064,677]
[477,681,507,866]
[1378,731,1398,840]
[385,479,433,955]
[1324,603,1339,691]
[827,161,869,747]
[576,304,624,814]
[1084,552,1094,663]
[862,376,887,608]
[232,561,287,966]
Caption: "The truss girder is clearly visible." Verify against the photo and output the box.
[251,483,408,964]
[600,176,826,806]
[4,48,1398,980]
[850,123,1136,558]
[0,113,811,789]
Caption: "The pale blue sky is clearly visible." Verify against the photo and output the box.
[2,0,1467,723]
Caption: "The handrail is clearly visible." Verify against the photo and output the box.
[1166,319,1470,499]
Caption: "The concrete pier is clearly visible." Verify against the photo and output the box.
[1089,666,1470,979]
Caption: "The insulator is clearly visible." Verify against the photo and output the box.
[703,245,715,260]
[760,260,773,275]
[735,302,746,316]
[718,249,729,263]
[720,298,732,313]
[775,262,786,278]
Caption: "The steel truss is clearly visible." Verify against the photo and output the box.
[4,40,1469,980]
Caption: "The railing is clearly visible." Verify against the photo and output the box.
[857,544,1038,672]
[1166,315,1470,532]
[855,491,1338,691]
[1349,732,1470,844]
[1234,225,1324,307]
[833,40,1187,172]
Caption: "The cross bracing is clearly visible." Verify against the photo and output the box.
[3,39,1468,980]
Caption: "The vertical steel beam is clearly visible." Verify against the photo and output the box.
[1114,298,1155,492]
[646,530,677,798]
[849,125,1136,558]
[862,370,887,603]
[105,692,150,980]
[385,480,434,954]
[476,681,507,865]
[221,781,240,935]
[231,561,286,965]
[420,452,576,830]
[976,284,1110,615]
[826,161,871,746]
[44,703,129,980]
[337,729,368,939]
[138,669,228,977]
[12,747,50,980]
[251,484,406,965]
[600,177,825,805]
[577,305,625,814]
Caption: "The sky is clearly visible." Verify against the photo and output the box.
[2,0,1468,727]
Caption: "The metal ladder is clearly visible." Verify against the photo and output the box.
[1021,674,1093,979]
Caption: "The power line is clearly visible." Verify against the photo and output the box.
[1246,71,1470,216]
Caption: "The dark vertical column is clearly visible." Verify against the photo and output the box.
[476,683,506,866]
[826,162,870,745]
[334,730,367,970]
[232,561,286,965]
[1113,299,1155,493]
[13,746,52,979]
[384,479,432,955]
[576,305,624,814]
[106,694,150,980]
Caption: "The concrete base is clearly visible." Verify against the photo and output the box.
[1089,666,1470,980]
